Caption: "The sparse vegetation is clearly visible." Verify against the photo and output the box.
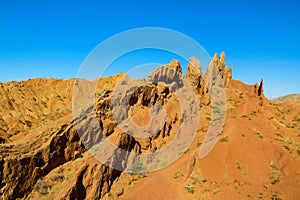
[173,171,183,179]
[271,192,282,200]
[198,126,208,132]
[250,110,257,116]
[283,145,291,152]
[236,162,242,170]
[1,60,300,200]
[184,149,190,154]
[275,133,283,138]
[270,162,282,185]
[277,134,299,154]
[279,135,295,145]
[241,114,252,120]
[227,107,234,113]
[220,136,229,143]
[213,189,222,195]
[201,178,207,183]
[294,118,300,122]
[34,179,51,195]
[263,184,269,189]
[258,132,264,139]
[250,128,264,139]
[185,185,195,194]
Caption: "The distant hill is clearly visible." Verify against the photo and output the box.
[272,94,300,104]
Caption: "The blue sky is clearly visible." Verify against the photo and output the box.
[0,0,299,98]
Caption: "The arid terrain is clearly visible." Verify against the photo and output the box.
[272,94,300,104]
[0,52,299,200]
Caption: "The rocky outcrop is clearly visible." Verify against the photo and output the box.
[0,54,273,200]
[184,53,232,105]
[0,70,183,199]
[148,60,183,91]
[258,79,264,96]
[184,57,210,105]
[165,59,182,75]
[0,78,74,142]
[209,52,232,87]
[56,133,138,200]
[185,57,202,88]
[252,79,265,98]
[0,120,89,199]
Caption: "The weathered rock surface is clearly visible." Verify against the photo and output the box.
[0,53,280,200]
[148,59,183,90]
[209,51,232,87]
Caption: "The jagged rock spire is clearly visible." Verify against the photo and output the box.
[208,51,232,87]
[258,79,264,96]
[167,59,182,75]
[185,57,202,88]
[148,60,183,90]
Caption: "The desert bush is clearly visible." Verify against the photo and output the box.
[270,162,282,185]
[185,185,194,194]
[220,136,229,143]
[173,171,183,179]
[283,145,291,152]
[34,179,51,195]
[258,132,264,139]
[294,118,300,122]
[271,192,282,200]
[236,162,242,170]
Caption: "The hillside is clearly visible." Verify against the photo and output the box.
[0,52,299,200]
[272,94,300,104]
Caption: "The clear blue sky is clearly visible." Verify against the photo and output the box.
[0,0,299,98]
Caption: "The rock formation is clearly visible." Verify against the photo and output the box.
[1,53,292,200]
[184,57,210,105]
[208,51,232,87]
[258,79,264,96]
[148,59,183,90]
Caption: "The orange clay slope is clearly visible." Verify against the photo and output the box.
[0,52,299,200]
[109,63,300,200]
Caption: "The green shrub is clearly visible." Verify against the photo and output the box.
[185,185,195,194]
[220,136,229,143]
[270,163,282,185]
[173,172,183,179]
[236,162,242,170]
[258,133,264,139]
[271,192,282,200]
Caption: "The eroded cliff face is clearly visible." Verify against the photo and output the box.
[0,52,274,200]
[0,59,186,199]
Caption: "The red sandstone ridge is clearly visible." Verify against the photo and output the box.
[0,52,299,200]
